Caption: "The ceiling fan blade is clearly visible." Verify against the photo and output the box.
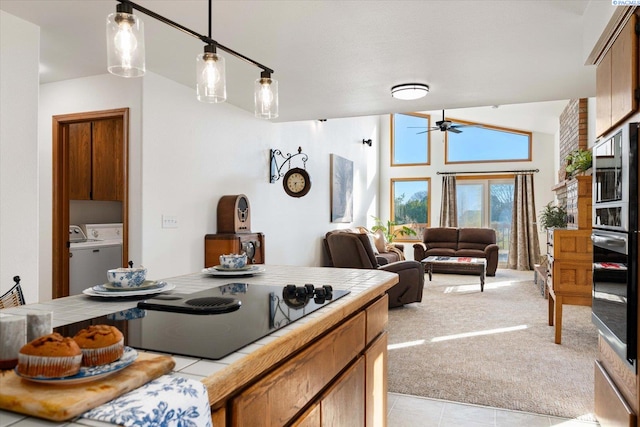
[415,130,428,134]
[447,127,463,134]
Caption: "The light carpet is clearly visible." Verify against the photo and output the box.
[387,269,598,421]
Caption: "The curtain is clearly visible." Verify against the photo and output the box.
[508,173,540,270]
[439,175,458,227]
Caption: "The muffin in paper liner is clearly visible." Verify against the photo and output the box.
[79,338,124,366]
[17,353,82,378]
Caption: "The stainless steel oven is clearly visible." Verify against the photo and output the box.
[592,123,638,232]
[591,229,636,369]
[591,121,639,370]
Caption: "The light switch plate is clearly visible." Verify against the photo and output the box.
[162,215,178,229]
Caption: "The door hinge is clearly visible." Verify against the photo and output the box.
[635,21,640,35]
[66,241,70,248]
[635,87,640,103]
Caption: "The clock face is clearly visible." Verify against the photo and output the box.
[283,168,311,197]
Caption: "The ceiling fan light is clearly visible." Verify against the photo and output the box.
[106,3,145,78]
[391,83,429,100]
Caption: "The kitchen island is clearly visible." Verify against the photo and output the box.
[0,265,398,426]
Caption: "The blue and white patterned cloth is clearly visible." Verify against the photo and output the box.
[81,374,213,427]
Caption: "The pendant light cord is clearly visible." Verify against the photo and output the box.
[208,0,212,40]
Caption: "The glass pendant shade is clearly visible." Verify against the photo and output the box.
[196,46,227,103]
[106,8,145,78]
[254,72,278,119]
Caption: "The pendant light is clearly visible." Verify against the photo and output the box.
[196,44,227,103]
[106,2,145,78]
[255,71,279,119]
[106,0,277,119]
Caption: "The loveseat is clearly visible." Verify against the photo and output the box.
[413,227,499,276]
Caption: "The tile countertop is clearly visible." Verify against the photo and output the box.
[0,265,398,426]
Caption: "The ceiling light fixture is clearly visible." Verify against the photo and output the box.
[106,0,278,119]
[391,83,429,100]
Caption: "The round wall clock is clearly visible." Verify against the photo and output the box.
[283,167,311,198]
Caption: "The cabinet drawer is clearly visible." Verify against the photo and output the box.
[551,261,593,296]
[231,312,366,426]
[366,294,388,344]
[595,361,636,427]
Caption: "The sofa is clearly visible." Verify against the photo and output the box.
[413,227,499,276]
[325,231,424,308]
[323,228,405,267]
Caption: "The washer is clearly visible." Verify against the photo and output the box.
[69,224,123,295]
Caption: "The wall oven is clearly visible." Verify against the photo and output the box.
[591,122,639,370]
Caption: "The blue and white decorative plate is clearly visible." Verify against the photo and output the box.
[15,346,138,385]
[201,266,265,277]
[83,282,175,298]
[102,280,161,291]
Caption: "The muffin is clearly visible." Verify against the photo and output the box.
[17,332,82,378]
[73,325,124,366]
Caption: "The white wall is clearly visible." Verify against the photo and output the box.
[0,11,39,303]
[379,105,563,261]
[140,72,380,278]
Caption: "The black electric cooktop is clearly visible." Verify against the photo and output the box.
[68,283,349,361]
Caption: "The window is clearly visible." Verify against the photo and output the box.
[391,178,430,241]
[391,113,430,166]
[446,120,531,164]
[456,177,514,265]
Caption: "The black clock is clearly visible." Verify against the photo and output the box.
[283,167,311,197]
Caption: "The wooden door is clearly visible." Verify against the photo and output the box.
[611,14,638,129]
[92,118,124,201]
[596,50,612,138]
[320,357,365,427]
[52,108,129,299]
[365,333,387,427]
[68,122,92,200]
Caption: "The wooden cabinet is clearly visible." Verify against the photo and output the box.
[546,228,592,344]
[596,14,638,138]
[68,118,124,201]
[229,294,389,426]
[204,233,265,267]
[566,176,592,230]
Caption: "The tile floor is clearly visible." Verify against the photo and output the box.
[387,393,600,427]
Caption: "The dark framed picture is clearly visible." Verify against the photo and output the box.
[330,154,353,223]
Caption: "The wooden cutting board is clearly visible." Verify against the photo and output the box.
[0,351,175,421]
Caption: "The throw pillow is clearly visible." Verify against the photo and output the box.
[367,233,380,255]
[372,230,387,254]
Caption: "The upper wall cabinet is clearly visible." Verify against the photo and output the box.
[68,118,124,201]
[596,14,638,138]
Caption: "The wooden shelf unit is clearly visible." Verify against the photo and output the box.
[546,228,593,344]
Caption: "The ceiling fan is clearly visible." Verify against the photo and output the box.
[409,110,479,134]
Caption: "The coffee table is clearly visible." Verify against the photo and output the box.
[421,256,487,291]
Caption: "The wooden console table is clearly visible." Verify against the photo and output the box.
[546,228,592,344]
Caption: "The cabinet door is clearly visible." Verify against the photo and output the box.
[366,332,387,427]
[92,118,124,201]
[611,14,638,128]
[596,50,613,138]
[321,357,365,427]
[68,122,92,200]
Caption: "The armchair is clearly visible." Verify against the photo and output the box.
[326,232,424,308]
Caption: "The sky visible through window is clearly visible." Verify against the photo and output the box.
[448,125,530,162]
[393,114,429,164]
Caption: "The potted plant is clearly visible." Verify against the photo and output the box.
[565,149,592,177]
[538,202,567,230]
[370,216,417,242]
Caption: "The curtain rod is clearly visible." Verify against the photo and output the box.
[437,169,539,175]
